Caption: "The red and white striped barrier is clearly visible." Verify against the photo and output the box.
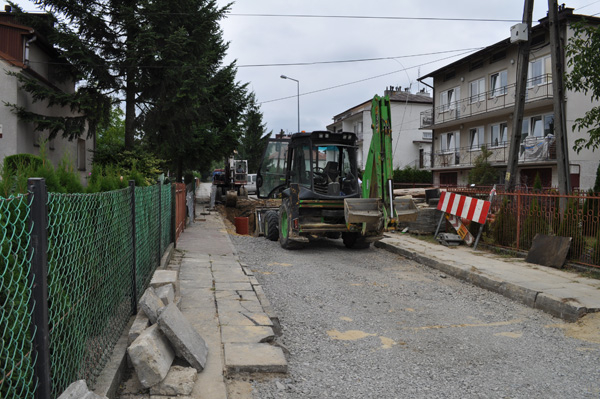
[436,191,491,225]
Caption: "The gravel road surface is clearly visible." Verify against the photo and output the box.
[229,233,600,399]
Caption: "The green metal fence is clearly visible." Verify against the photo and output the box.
[1,179,177,399]
[0,193,36,399]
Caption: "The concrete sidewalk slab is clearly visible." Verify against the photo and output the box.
[224,343,288,374]
[376,232,600,322]
[221,326,275,343]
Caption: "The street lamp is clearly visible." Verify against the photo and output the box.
[280,75,300,133]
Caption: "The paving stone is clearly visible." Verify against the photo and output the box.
[158,303,208,372]
[224,343,287,373]
[155,284,175,306]
[217,298,265,313]
[218,311,273,327]
[221,325,275,343]
[150,270,178,289]
[58,380,107,399]
[127,324,175,389]
[139,287,165,324]
[214,282,253,291]
[128,312,150,345]
[149,365,197,396]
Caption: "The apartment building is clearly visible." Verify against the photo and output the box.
[418,6,599,190]
[327,87,433,171]
[0,8,94,184]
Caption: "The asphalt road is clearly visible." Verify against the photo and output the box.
[228,233,600,399]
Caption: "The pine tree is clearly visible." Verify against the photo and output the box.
[238,95,272,174]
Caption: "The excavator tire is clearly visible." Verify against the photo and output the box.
[342,232,371,249]
[279,199,301,250]
[264,211,279,241]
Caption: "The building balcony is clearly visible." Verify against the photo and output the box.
[428,135,556,169]
[420,75,553,129]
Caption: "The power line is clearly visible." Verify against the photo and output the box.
[238,48,484,68]
[228,13,521,23]
[259,49,479,105]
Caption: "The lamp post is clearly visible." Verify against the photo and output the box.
[280,75,299,133]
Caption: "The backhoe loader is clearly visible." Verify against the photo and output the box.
[255,95,417,249]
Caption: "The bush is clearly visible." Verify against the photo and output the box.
[556,198,585,260]
[491,197,518,247]
[3,153,43,174]
[519,197,549,250]
[467,146,498,185]
[392,166,432,184]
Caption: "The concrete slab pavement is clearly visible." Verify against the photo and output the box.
[376,232,600,322]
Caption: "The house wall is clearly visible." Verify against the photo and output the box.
[0,61,19,163]
[429,22,599,191]
[1,39,93,186]
[563,21,600,190]
[329,97,432,171]
[362,100,431,170]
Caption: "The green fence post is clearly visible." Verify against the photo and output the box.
[171,183,176,248]
[130,180,137,313]
[158,181,162,257]
[28,178,51,399]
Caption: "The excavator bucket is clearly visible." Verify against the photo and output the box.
[344,198,383,226]
[393,196,418,222]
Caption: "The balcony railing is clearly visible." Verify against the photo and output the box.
[420,74,553,128]
[428,135,556,168]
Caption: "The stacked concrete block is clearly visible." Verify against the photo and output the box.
[138,287,165,324]
[149,365,197,396]
[57,380,107,399]
[127,324,175,388]
[157,303,208,371]
[155,283,175,305]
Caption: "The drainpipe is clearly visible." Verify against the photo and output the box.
[24,34,37,66]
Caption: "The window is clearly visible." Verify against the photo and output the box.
[490,70,507,97]
[521,118,529,141]
[528,55,552,86]
[531,116,543,137]
[490,123,508,147]
[544,114,554,136]
[469,127,484,150]
[441,132,457,152]
[469,78,485,103]
[440,87,460,111]
[422,131,432,140]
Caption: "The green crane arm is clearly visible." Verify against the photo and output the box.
[362,94,395,226]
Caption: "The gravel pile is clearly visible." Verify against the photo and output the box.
[230,234,600,399]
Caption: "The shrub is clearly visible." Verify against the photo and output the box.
[556,198,585,260]
[392,166,432,184]
[468,146,498,185]
[491,197,517,247]
[519,196,549,250]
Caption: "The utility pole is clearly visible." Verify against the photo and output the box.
[505,0,535,191]
[548,0,571,196]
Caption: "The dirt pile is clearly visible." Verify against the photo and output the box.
[217,198,280,236]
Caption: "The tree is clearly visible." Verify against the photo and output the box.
[7,0,249,174]
[6,2,113,142]
[135,0,250,180]
[467,146,498,185]
[565,21,600,153]
[238,95,272,174]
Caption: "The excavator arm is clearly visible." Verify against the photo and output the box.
[361,95,396,228]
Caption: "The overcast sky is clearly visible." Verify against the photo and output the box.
[7,0,600,135]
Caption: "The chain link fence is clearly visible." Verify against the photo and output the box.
[1,179,182,399]
[1,193,36,399]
